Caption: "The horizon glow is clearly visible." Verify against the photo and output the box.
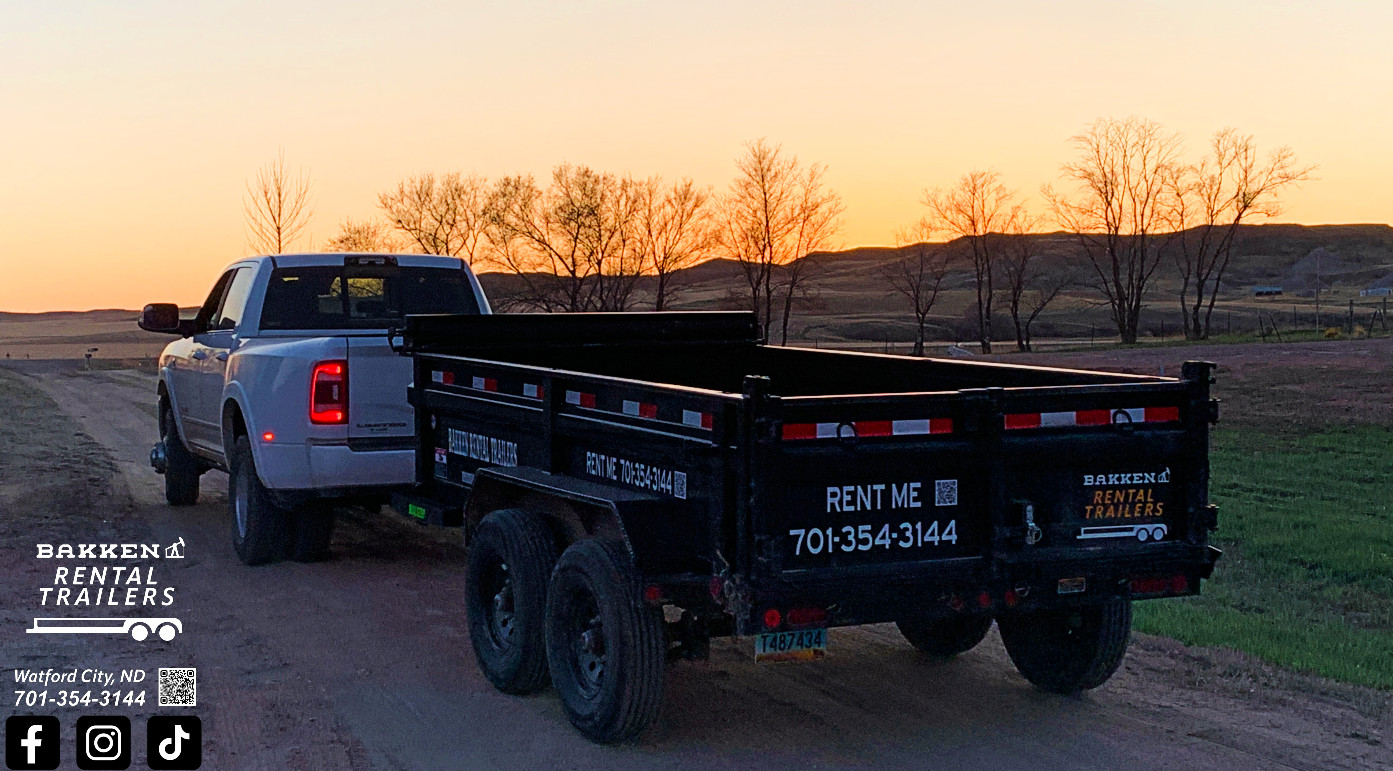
[2,1,1390,312]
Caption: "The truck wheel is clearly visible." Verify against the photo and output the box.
[896,615,993,659]
[228,436,289,565]
[289,504,336,563]
[545,538,665,743]
[996,598,1132,693]
[465,509,556,694]
[160,402,200,506]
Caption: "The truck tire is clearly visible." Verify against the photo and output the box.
[289,504,336,563]
[228,436,290,565]
[465,509,556,694]
[160,402,200,506]
[545,538,665,743]
[996,598,1132,693]
[896,615,993,659]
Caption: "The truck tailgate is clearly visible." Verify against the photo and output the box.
[347,337,414,442]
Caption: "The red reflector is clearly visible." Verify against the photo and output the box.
[1146,406,1180,423]
[639,402,658,419]
[1004,590,1018,607]
[484,378,498,392]
[643,585,663,604]
[700,412,713,430]
[261,431,275,442]
[948,595,964,611]
[929,417,954,434]
[1169,574,1189,593]
[709,575,725,599]
[441,371,455,385]
[763,609,782,629]
[854,420,892,437]
[1076,409,1111,426]
[1004,413,1041,430]
[580,393,596,409]
[1130,577,1169,594]
[977,591,992,609]
[781,423,816,440]
[310,360,349,425]
[786,607,828,627]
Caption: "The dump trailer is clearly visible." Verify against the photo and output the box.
[391,312,1221,743]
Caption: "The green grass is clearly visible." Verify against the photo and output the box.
[1134,426,1393,689]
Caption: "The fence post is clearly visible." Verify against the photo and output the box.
[1348,299,1355,336]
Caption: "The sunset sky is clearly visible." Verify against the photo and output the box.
[2,1,1390,312]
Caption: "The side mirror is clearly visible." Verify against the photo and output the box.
[139,303,186,335]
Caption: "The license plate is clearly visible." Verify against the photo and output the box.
[755,628,827,663]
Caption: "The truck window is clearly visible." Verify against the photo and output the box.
[210,267,257,331]
[259,265,480,330]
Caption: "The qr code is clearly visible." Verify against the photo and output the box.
[935,479,958,507]
[159,668,197,707]
[673,471,688,500]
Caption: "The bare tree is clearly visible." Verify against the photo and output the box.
[322,217,403,253]
[1001,241,1075,352]
[488,165,643,312]
[244,150,313,254]
[923,170,1023,353]
[1171,129,1313,339]
[378,172,492,264]
[634,177,715,310]
[720,139,843,343]
[884,226,950,356]
[1044,117,1183,344]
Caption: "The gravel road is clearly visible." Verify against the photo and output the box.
[1,360,1387,770]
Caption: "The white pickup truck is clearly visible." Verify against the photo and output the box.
[138,253,490,564]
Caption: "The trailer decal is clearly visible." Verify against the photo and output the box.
[583,451,687,499]
[447,428,518,467]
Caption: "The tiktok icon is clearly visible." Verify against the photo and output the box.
[144,717,200,770]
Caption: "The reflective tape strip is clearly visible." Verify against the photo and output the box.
[1005,407,1180,429]
[565,391,596,409]
[431,371,444,383]
[471,376,498,392]
[622,400,658,419]
[522,383,542,399]
[682,410,714,430]
[782,419,953,440]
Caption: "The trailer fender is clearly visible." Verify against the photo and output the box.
[464,467,666,562]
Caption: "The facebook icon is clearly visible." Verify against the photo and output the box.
[6,715,60,769]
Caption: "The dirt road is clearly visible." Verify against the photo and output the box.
[2,361,1388,770]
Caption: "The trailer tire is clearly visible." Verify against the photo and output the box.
[229,436,290,565]
[896,615,993,659]
[289,504,336,563]
[466,509,556,694]
[160,402,200,506]
[997,597,1132,693]
[545,538,665,743]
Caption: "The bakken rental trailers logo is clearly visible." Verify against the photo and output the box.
[26,540,184,643]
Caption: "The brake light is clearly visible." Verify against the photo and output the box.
[310,360,348,425]
[786,607,828,627]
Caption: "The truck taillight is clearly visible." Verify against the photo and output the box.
[310,360,348,425]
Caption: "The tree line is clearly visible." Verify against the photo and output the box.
[245,118,1310,348]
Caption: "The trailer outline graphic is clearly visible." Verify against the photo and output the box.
[27,617,182,641]
[1077,523,1167,542]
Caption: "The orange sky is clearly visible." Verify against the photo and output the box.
[2,1,1390,312]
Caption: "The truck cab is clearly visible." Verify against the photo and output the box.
[140,253,489,564]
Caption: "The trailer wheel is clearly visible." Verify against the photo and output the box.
[997,597,1132,693]
[545,538,665,743]
[160,402,200,506]
[896,615,993,659]
[289,504,336,563]
[229,436,290,565]
[465,509,556,694]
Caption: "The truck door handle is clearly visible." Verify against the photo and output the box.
[190,350,208,361]
[215,352,229,362]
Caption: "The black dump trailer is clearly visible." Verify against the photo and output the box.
[392,311,1221,742]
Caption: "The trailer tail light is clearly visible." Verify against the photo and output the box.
[1130,574,1190,596]
[763,608,782,630]
[310,360,348,425]
[786,607,828,628]
[643,584,663,605]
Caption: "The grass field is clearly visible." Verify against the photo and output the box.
[1135,425,1393,689]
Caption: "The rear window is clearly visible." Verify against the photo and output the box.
[260,265,480,330]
